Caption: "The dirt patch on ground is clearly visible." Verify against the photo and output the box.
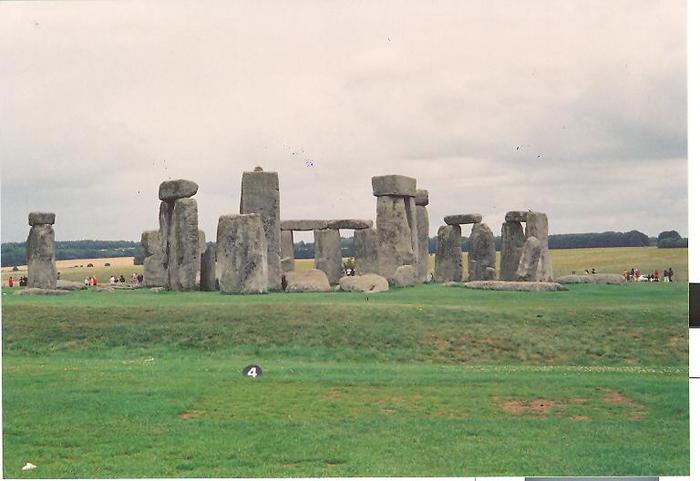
[499,398,557,415]
[178,410,206,420]
[570,415,591,421]
[601,390,646,420]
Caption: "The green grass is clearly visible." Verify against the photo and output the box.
[2,283,689,477]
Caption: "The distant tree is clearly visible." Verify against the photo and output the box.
[658,230,681,242]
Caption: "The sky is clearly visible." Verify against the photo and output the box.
[0,0,688,243]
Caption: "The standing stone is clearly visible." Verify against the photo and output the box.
[26,213,56,289]
[314,229,343,284]
[217,214,268,294]
[415,189,430,282]
[499,221,526,281]
[516,237,542,281]
[281,230,295,272]
[354,228,378,275]
[434,224,462,282]
[141,230,167,287]
[468,222,497,281]
[375,195,416,278]
[167,198,200,291]
[200,244,217,291]
[240,168,281,290]
[525,211,553,281]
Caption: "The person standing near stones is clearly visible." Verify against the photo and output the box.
[668,267,674,282]
[8,276,14,288]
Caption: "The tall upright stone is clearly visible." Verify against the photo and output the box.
[314,229,343,284]
[415,189,430,282]
[373,175,417,278]
[434,224,462,282]
[240,167,281,290]
[217,214,268,294]
[281,230,295,272]
[354,228,378,275]
[26,212,56,289]
[516,237,542,281]
[141,230,167,287]
[200,244,217,291]
[499,221,526,281]
[468,222,497,281]
[525,211,553,282]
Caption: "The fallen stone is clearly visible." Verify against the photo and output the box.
[314,229,343,284]
[516,236,542,281]
[499,221,526,281]
[505,210,528,223]
[434,224,462,282]
[150,287,166,293]
[338,273,389,293]
[444,214,483,225]
[389,264,416,287]
[217,213,268,294]
[371,174,417,197]
[284,269,331,292]
[464,281,567,292]
[56,279,86,290]
[415,189,429,206]
[16,288,70,296]
[326,219,373,230]
[281,220,329,231]
[556,274,626,285]
[468,222,497,281]
[354,228,378,275]
[28,212,55,226]
[158,179,199,201]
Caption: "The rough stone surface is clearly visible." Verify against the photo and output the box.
[326,219,374,230]
[464,281,567,292]
[26,223,57,289]
[240,169,281,290]
[141,230,167,287]
[505,210,528,223]
[28,212,55,226]
[556,274,626,285]
[281,230,295,272]
[150,287,166,293]
[217,214,268,294]
[376,196,416,278]
[167,198,200,291]
[499,221,526,281]
[16,288,70,296]
[353,228,378,275]
[389,264,416,287]
[284,269,331,292]
[468,222,497,281]
[281,220,329,231]
[516,236,542,281]
[56,280,86,291]
[525,211,553,281]
[200,244,217,291]
[338,274,389,293]
[415,189,429,206]
[434,224,462,282]
[416,204,430,282]
[314,229,343,284]
[158,179,198,201]
[372,175,416,197]
[444,214,483,225]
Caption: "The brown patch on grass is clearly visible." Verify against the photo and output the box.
[570,415,591,421]
[600,390,646,420]
[178,410,206,420]
[380,408,394,415]
[323,388,342,400]
[494,396,590,417]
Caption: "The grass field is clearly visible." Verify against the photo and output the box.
[2,279,689,477]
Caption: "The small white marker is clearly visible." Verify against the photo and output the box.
[21,463,37,471]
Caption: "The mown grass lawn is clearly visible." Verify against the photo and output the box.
[1,283,689,477]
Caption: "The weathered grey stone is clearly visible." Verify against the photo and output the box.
[326,219,373,230]
[200,244,217,291]
[468,222,496,281]
[158,201,171,258]
[464,280,567,292]
[96,286,115,293]
[416,203,430,282]
[415,189,429,206]
[556,274,626,285]
[314,229,343,284]
[376,196,416,278]
[372,175,416,197]
[158,179,198,201]
[240,169,281,290]
[26,223,57,289]
[434,224,462,282]
[525,211,553,281]
[16,288,69,296]
[28,212,55,226]
[444,214,483,225]
[141,230,167,287]
[167,198,200,291]
[284,269,331,292]
[354,228,378,275]
[338,273,389,293]
[516,236,542,281]
[499,221,526,281]
[389,264,416,287]
[281,220,329,231]
[56,279,86,291]
[281,230,295,272]
[505,210,528,223]
[150,287,166,293]
[217,214,268,294]
[198,231,206,254]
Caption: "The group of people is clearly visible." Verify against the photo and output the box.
[623,267,674,283]
[87,273,144,286]
[6,276,28,287]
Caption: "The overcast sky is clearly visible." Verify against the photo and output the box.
[0,0,687,243]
